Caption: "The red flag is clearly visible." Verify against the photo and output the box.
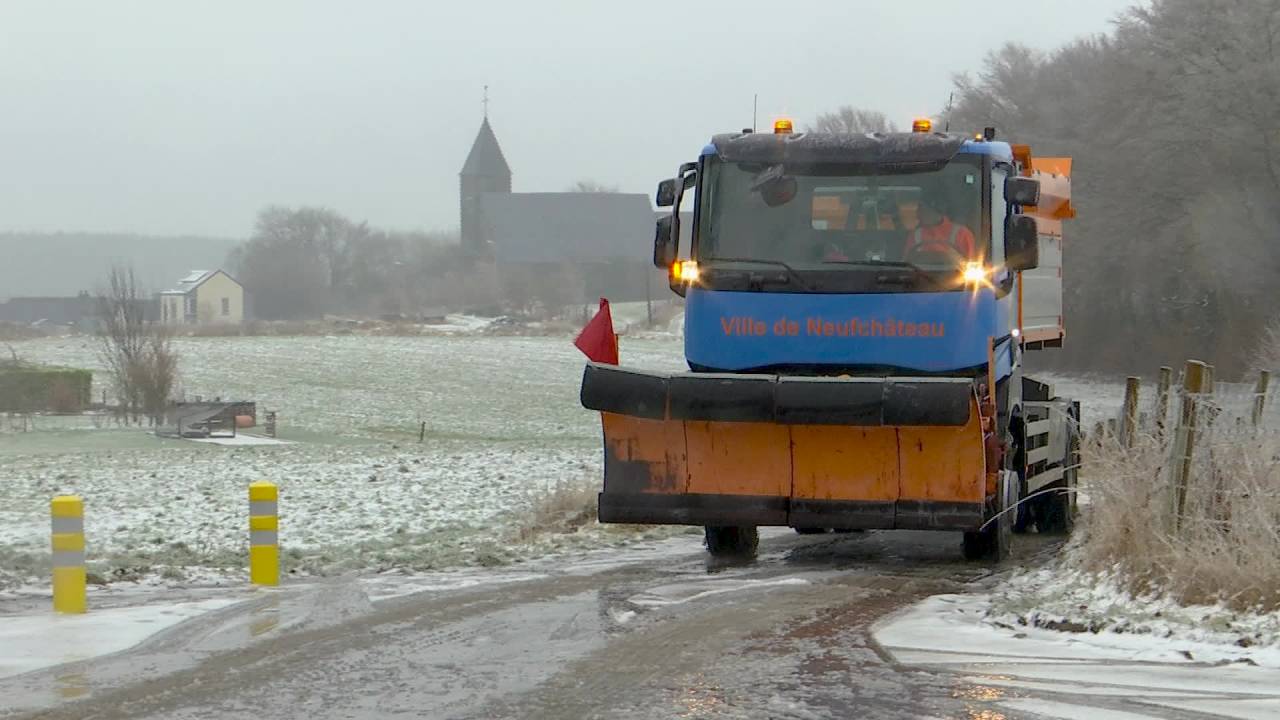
[574,298,619,364]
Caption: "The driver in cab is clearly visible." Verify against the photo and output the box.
[903,194,977,264]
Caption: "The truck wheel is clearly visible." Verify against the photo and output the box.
[1012,474,1032,534]
[1036,488,1074,534]
[705,526,759,557]
[1009,411,1031,535]
[961,530,990,560]
[1038,429,1079,534]
[995,471,1015,560]
[793,527,827,535]
[962,471,1015,562]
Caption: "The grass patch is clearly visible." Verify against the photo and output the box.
[507,474,600,543]
[1074,425,1280,612]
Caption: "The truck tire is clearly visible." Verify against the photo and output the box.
[1037,428,1079,534]
[962,471,1014,562]
[1008,410,1031,535]
[705,526,759,557]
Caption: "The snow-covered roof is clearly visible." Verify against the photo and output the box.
[179,270,214,285]
[165,269,240,295]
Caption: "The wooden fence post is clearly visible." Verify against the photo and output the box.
[1253,370,1271,427]
[1156,366,1173,436]
[1171,360,1207,529]
[1122,377,1140,448]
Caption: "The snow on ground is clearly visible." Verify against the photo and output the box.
[189,434,292,446]
[0,597,241,679]
[421,314,498,335]
[0,335,688,594]
[988,566,1280,659]
[608,301,685,339]
[874,593,1280,720]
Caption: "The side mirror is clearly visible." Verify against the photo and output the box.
[1005,177,1041,206]
[1005,215,1040,271]
[760,176,799,207]
[655,179,677,208]
[653,215,676,269]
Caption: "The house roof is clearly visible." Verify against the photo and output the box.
[460,118,512,179]
[480,193,655,264]
[166,269,241,295]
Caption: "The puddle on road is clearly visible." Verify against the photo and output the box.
[54,671,89,699]
[627,577,812,608]
[248,597,280,638]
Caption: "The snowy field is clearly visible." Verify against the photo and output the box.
[0,334,689,593]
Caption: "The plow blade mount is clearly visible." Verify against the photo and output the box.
[581,363,989,531]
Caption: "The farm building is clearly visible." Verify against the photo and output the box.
[0,292,96,328]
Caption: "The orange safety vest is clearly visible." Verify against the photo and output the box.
[906,218,976,262]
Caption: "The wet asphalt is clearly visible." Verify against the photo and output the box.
[0,529,1222,720]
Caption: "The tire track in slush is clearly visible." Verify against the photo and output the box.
[5,532,1065,719]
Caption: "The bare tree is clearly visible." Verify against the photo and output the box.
[566,180,620,193]
[808,107,897,134]
[96,266,178,424]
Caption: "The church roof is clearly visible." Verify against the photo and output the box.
[479,193,654,263]
[460,118,512,178]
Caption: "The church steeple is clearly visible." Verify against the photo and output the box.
[459,108,512,254]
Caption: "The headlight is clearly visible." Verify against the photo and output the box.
[671,260,700,283]
[962,262,989,285]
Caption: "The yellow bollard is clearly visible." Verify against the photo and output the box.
[248,482,279,586]
[50,495,86,614]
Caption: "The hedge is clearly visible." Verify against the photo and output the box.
[0,365,93,413]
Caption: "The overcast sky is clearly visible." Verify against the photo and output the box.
[0,0,1133,238]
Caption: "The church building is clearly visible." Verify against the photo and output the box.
[457,114,663,308]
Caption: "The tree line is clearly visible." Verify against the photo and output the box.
[229,177,622,321]
[226,207,494,320]
[815,1,1279,375]
[949,0,1278,376]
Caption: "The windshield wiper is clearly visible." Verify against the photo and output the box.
[702,257,814,290]
[819,258,940,285]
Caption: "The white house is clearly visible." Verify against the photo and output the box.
[159,270,245,325]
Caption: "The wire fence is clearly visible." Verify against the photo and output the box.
[1079,362,1280,610]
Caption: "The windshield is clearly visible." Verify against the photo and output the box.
[698,155,985,271]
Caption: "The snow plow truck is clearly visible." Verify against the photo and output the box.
[580,118,1079,560]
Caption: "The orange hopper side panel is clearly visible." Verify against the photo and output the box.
[1031,156,1072,178]
[1016,155,1075,237]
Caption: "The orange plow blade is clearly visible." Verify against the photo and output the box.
[587,364,989,531]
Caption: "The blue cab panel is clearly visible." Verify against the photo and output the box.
[684,288,1000,373]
